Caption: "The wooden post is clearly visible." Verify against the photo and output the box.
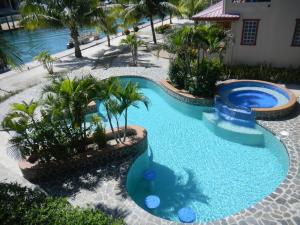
[11,15,15,29]
[5,16,11,30]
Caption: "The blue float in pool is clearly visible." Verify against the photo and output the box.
[143,169,156,181]
[178,207,196,223]
[144,195,160,209]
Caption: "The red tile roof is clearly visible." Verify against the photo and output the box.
[192,1,240,21]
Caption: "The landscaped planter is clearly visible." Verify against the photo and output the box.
[19,126,148,182]
[160,80,214,106]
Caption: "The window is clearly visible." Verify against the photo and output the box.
[241,19,259,45]
[292,19,300,46]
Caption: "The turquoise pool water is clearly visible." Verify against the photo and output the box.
[97,77,289,223]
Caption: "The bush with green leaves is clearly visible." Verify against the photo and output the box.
[221,65,300,84]
[155,24,172,34]
[1,76,105,163]
[190,59,222,97]
[0,182,124,225]
[2,75,149,163]
[165,25,226,97]
[34,51,56,74]
[168,57,187,89]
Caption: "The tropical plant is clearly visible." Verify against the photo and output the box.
[121,34,145,66]
[2,76,104,162]
[0,36,23,70]
[155,24,172,34]
[94,77,149,143]
[20,0,98,58]
[165,24,226,96]
[95,77,121,143]
[178,0,208,19]
[167,0,181,24]
[91,114,106,148]
[0,182,125,225]
[124,0,178,44]
[34,51,56,74]
[221,64,300,84]
[90,5,120,47]
[117,82,149,141]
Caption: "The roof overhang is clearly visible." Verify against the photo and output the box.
[192,0,240,22]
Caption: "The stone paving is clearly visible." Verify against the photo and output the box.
[1,18,300,225]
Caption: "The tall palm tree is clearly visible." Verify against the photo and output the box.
[121,34,145,65]
[90,4,121,47]
[20,0,98,58]
[94,77,122,143]
[124,0,177,44]
[118,82,149,141]
[178,0,208,19]
[0,36,23,70]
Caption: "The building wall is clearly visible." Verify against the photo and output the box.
[224,0,300,68]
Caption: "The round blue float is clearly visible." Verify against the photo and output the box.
[144,195,160,209]
[178,207,196,223]
[143,169,156,181]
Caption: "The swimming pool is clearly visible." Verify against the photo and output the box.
[97,77,289,223]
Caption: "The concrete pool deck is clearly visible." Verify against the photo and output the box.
[1,19,300,225]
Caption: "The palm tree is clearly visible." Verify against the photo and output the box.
[42,75,98,140]
[90,4,120,47]
[2,100,39,159]
[34,51,55,74]
[20,0,98,58]
[118,82,149,142]
[194,25,226,61]
[178,0,208,19]
[124,0,177,44]
[121,34,145,65]
[0,36,23,71]
[95,77,122,143]
[167,0,181,24]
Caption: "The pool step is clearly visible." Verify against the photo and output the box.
[203,112,264,146]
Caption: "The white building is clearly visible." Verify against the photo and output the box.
[193,0,300,68]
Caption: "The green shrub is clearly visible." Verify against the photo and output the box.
[0,182,124,225]
[1,76,105,163]
[91,114,107,148]
[190,59,222,97]
[221,65,300,84]
[133,26,139,32]
[155,24,172,34]
[168,57,187,89]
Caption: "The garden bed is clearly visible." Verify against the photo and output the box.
[160,80,213,106]
[19,126,148,182]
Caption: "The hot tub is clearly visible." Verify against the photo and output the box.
[218,80,297,119]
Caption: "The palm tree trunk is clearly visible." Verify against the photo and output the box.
[169,13,173,24]
[107,35,111,47]
[149,15,157,44]
[105,107,119,143]
[134,47,138,66]
[123,109,128,142]
[71,28,82,58]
